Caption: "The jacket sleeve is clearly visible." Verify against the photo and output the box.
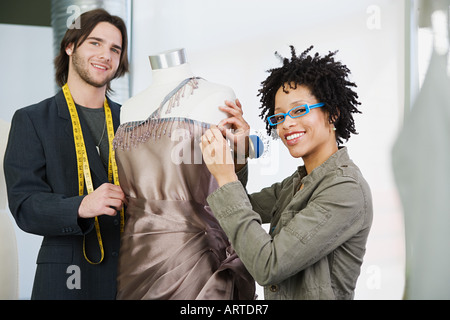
[207,175,368,286]
[4,108,92,237]
[236,164,288,224]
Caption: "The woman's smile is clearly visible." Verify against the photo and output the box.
[284,131,305,145]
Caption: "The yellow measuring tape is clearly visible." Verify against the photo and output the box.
[63,83,124,265]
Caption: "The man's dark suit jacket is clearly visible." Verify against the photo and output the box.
[4,90,122,299]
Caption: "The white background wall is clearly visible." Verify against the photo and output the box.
[0,0,406,299]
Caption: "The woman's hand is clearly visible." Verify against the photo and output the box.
[217,99,250,170]
[200,127,238,187]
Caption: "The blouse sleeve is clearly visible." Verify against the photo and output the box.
[207,173,369,286]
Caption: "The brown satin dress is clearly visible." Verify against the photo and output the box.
[113,79,255,300]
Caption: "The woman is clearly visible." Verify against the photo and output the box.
[200,46,373,299]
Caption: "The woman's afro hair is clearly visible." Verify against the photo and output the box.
[258,45,361,145]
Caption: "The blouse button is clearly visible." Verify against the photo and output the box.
[269,284,279,292]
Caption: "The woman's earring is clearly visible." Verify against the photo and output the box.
[330,120,337,131]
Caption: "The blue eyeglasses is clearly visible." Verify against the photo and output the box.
[267,103,325,126]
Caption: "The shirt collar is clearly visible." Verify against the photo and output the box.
[296,146,350,184]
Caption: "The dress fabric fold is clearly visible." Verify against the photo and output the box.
[114,115,255,300]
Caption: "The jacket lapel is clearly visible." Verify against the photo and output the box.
[55,90,75,140]
[107,96,121,132]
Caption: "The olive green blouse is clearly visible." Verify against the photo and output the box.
[207,147,373,299]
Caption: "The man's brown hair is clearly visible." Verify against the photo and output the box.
[54,8,129,94]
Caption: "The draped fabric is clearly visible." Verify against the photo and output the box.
[113,78,255,300]
[392,50,450,299]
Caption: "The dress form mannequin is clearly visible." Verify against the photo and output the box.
[114,48,255,300]
[120,48,235,125]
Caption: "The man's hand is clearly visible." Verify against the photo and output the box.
[78,183,127,218]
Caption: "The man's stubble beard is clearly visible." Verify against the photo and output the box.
[71,51,115,88]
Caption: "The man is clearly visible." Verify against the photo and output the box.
[4,8,129,299]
